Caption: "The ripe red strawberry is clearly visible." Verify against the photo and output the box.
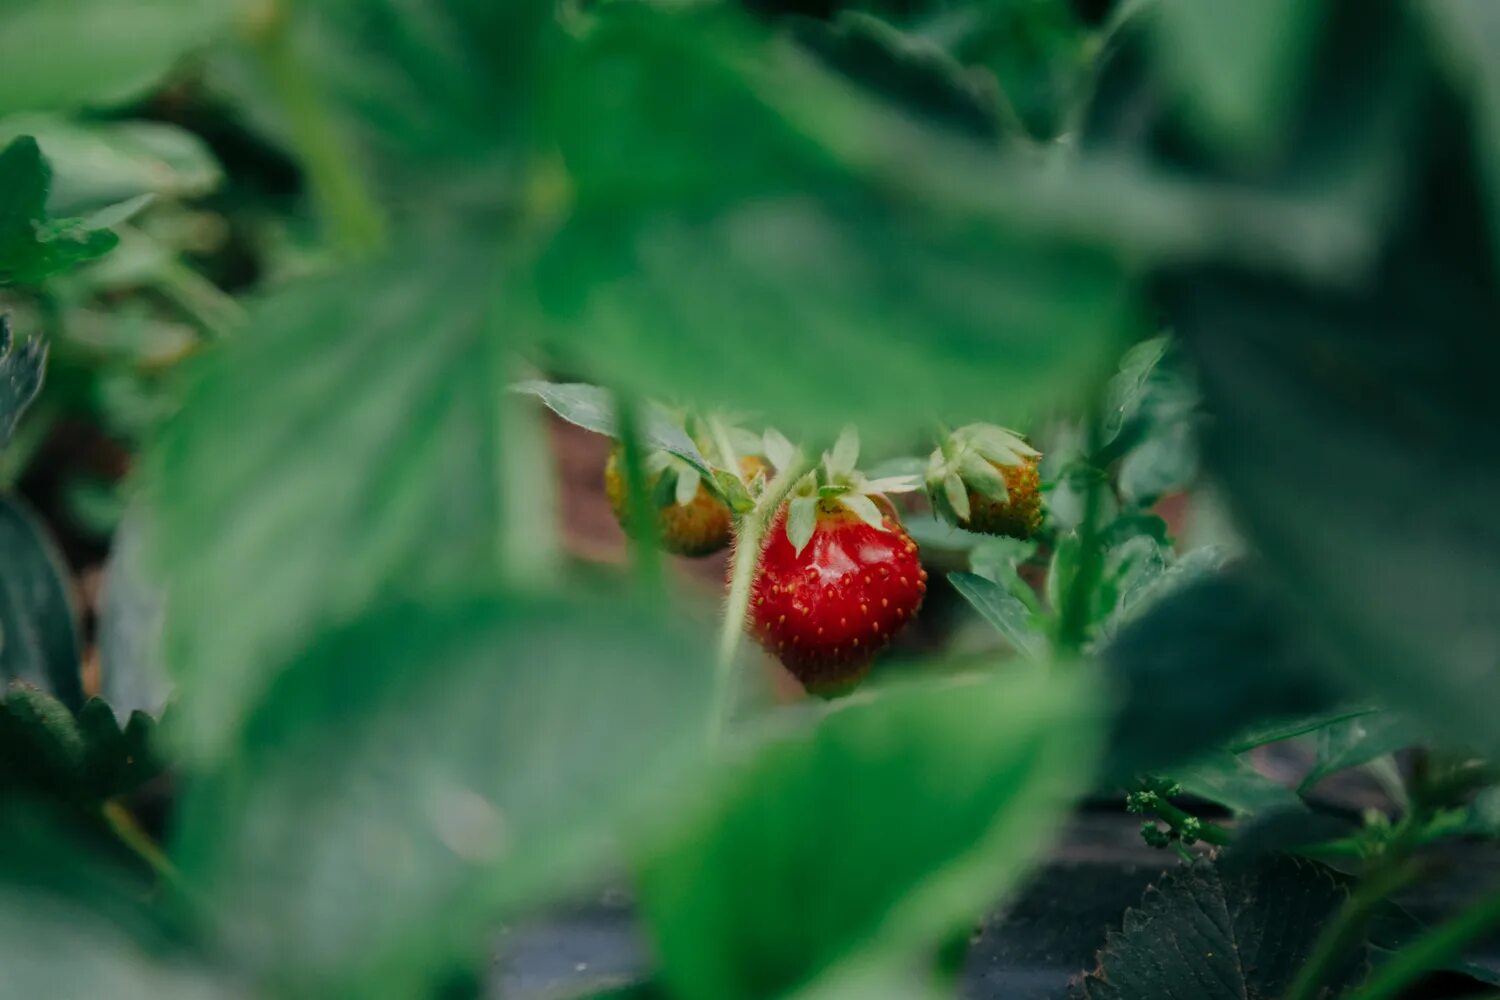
[749,498,926,695]
[605,451,769,557]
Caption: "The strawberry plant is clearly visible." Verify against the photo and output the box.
[2,1,1500,999]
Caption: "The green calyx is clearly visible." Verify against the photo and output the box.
[925,423,1039,525]
[783,427,920,555]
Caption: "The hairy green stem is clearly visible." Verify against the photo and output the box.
[713,451,812,735]
[252,0,385,257]
[1056,398,1106,656]
[1352,886,1500,1000]
[615,395,663,593]
[1281,858,1428,1000]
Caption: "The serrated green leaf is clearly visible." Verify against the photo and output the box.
[0,136,119,285]
[786,496,818,555]
[175,593,715,997]
[0,1,232,116]
[513,381,711,477]
[947,572,1044,661]
[140,241,510,761]
[0,318,45,449]
[1074,856,1359,1000]
[838,492,885,531]
[637,671,1100,1000]
[1118,421,1197,507]
[674,467,702,508]
[0,496,82,709]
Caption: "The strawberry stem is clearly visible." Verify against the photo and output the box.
[713,448,814,738]
[615,394,664,593]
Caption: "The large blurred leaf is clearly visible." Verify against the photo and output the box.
[635,670,1100,1000]
[1420,0,1500,255]
[139,238,508,759]
[535,6,1134,438]
[1146,0,1326,155]
[0,0,229,116]
[1073,856,1360,999]
[1169,108,1500,756]
[1099,567,1342,780]
[0,496,82,709]
[209,0,554,196]
[0,805,235,999]
[174,593,714,998]
[0,136,119,284]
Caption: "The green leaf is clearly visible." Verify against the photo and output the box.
[1073,856,1361,1000]
[512,381,711,476]
[947,571,1044,661]
[1147,0,1327,156]
[0,1,230,115]
[1099,568,1342,780]
[76,699,163,801]
[1226,707,1379,754]
[1174,751,1304,816]
[0,136,119,284]
[1299,713,1419,794]
[1117,421,1197,507]
[139,242,507,760]
[0,495,82,709]
[636,670,1100,1000]
[535,6,1133,439]
[174,592,715,997]
[0,318,45,449]
[0,115,222,215]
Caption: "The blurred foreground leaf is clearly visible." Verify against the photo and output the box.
[0,496,82,709]
[0,0,229,116]
[536,6,1133,439]
[636,669,1100,1000]
[174,593,714,998]
[1172,117,1500,755]
[1073,856,1360,999]
[140,241,507,759]
[1099,567,1341,780]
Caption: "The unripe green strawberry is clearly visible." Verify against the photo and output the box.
[927,424,1043,540]
[605,450,768,557]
